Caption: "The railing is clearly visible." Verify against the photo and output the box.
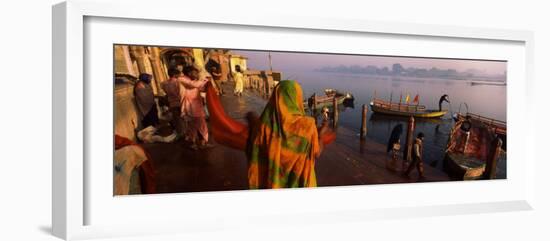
[315,95,339,103]
[458,112,506,135]
[371,98,427,112]
[466,113,506,127]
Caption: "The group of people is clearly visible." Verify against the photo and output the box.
[133,66,212,150]
[132,60,340,188]
[161,66,212,150]
[133,61,248,150]
[387,124,426,179]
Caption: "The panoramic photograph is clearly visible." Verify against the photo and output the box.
[113,44,507,195]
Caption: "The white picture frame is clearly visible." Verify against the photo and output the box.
[52,0,535,240]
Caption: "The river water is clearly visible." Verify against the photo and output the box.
[285,70,507,177]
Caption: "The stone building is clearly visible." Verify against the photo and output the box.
[244,70,281,98]
[229,54,248,73]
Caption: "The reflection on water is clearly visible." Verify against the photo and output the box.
[288,71,506,173]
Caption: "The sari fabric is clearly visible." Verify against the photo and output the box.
[247,80,320,188]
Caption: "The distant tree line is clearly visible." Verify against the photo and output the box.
[315,63,506,82]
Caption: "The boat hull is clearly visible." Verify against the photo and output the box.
[370,104,447,118]
[304,95,348,110]
[443,153,485,180]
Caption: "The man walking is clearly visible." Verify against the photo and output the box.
[233,65,244,96]
[404,132,425,179]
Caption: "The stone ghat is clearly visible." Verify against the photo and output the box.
[140,83,450,194]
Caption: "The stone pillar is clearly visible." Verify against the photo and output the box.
[148,47,166,95]
[332,96,339,128]
[404,116,415,161]
[192,48,206,71]
[129,46,149,74]
[114,45,137,77]
[129,46,157,94]
[360,104,368,139]
[483,138,503,179]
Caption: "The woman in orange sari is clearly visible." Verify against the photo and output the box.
[206,80,336,188]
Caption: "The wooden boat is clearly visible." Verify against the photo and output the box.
[454,112,507,151]
[443,153,486,180]
[369,98,447,118]
[470,81,506,86]
[369,112,444,125]
[443,113,506,180]
[304,89,354,110]
[454,112,506,136]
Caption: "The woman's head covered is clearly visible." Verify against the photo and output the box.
[269,80,305,118]
[248,79,320,188]
[138,73,152,84]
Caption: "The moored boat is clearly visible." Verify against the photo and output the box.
[453,112,506,136]
[304,89,354,110]
[443,113,506,180]
[454,112,507,151]
[369,94,449,118]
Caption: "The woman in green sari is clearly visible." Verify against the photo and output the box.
[206,80,336,188]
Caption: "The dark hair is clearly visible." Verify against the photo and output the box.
[138,73,152,83]
[417,132,425,139]
[235,65,241,73]
[182,66,198,76]
[168,68,181,78]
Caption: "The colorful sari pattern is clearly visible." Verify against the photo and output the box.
[247,80,320,188]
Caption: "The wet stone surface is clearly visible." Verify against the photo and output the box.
[141,83,450,194]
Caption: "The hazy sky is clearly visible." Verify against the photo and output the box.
[233,50,507,75]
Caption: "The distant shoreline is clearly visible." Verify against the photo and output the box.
[315,69,507,83]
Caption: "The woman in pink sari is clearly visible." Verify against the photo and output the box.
[179,66,211,150]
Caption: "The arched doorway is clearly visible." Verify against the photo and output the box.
[161,48,194,72]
